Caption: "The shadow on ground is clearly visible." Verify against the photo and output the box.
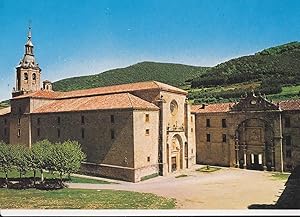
[248,166,300,209]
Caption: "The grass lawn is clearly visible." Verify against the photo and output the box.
[0,169,113,184]
[271,172,290,181]
[0,188,176,209]
[196,166,221,173]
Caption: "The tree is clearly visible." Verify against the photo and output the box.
[31,140,52,182]
[0,142,14,185]
[13,145,30,179]
[48,140,86,181]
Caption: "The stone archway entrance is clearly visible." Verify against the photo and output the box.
[235,118,275,171]
[168,134,183,173]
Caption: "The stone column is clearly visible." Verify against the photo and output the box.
[274,113,284,172]
[235,137,239,168]
[243,147,247,168]
[263,144,267,170]
[271,146,275,171]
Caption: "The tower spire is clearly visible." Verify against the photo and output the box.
[25,25,34,55]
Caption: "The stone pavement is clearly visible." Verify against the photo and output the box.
[68,166,287,209]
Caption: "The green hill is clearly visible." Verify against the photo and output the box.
[190,41,300,104]
[53,61,208,92]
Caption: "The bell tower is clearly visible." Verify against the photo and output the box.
[13,26,41,97]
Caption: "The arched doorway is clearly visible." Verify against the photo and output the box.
[235,118,275,171]
[169,134,183,172]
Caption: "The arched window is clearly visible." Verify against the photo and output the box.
[24,73,28,80]
[32,73,36,80]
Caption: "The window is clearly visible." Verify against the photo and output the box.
[81,128,85,139]
[170,100,178,115]
[4,118,7,125]
[24,73,28,80]
[286,150,292,158]
[57,117,61,125]
[18,118,21,125]
[191,128,193,132]
[147,156,150,162]
[191,116,193,122]
[57,129,60,138]
[222,134,227,142]
[145,114,150,122]
[32,73,36,80]
[146,129,150,135]
[222,119,227,128]
[111,129,115,140]
[191,148,193,154]
[4,128,7,136]
[111,115,115,124]
[81,116,85,125]
[206,133,211,142]
[17,129,21,137]
[18,107,22,114]
[285,117,291,128]
[286,136,292,146]
[206,119,210,127]
[37,128,40,137]
[37,118,40,125]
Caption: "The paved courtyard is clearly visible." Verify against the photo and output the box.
[68,165,287,209]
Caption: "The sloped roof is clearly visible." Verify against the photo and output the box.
[13,80,187,100]
[191,102,235,114]
[279,99,300,111]
[0,107,11,116]
[33,93,159,114]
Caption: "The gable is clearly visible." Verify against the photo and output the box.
[230,93,279,112]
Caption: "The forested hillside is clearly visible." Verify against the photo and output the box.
[190,41,300,103]
[53,61,208,92]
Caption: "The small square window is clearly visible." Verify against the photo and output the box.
[111,129,115,140]
[206,119,210,127]
[285,117,291,128]
[146,129,150,135]
[222,119,227,128]
[222,134,227,142]
[111,115,115,124]
[286,150,292,158]
[206,133,211,142]
[81,128,85,139]
[286,136,292,146]
[145,114,150,122]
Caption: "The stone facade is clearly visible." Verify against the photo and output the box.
[0,28,196,182]
[192,93,300,172]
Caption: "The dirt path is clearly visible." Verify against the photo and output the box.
[68,167,286,209]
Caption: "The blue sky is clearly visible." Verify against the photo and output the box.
[0,0,299,101]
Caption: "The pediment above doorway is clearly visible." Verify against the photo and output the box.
[230,91,280,112]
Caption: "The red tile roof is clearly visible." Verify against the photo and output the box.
[33,93,159,114]
[191,102,235,114]
[279,99,300,111]
[13,81,187,100]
